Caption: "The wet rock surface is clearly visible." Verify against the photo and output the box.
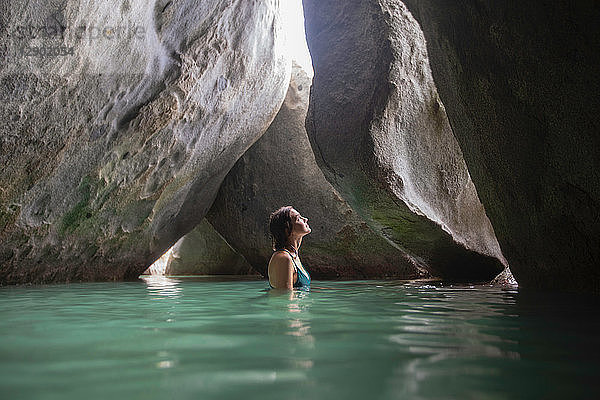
[303,0,505,281]
[400,1,600,292]
[207,64,425,280]
[0,0,290,284]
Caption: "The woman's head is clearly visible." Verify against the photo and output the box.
[269,206,311,250]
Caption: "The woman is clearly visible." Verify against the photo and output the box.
[268,206,311,289]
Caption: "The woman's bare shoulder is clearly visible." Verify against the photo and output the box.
[269,251,293,268]
[270,250,292,261]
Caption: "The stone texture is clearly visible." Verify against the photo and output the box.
[0,0,291,284]
[303,0,505,281]
[400,1,600,292]
[153,219,256,276]
[207,63,426,280]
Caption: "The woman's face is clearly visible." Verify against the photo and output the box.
[289,209,311,236]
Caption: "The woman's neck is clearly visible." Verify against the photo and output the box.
[285,236,302,256]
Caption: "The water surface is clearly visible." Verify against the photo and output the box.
[1,277,599,399]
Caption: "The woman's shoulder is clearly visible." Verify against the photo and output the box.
[270,250,293,261]
[269,251,296,269]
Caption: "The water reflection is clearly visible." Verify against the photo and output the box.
[4,279,600,399]
[287,299,313,339]
[383,285,522,398]
[287,292,315,371]
[140,275,182,299]
[264,288,315,369]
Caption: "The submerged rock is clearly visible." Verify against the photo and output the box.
[207,63,425,279]
[400,1,600,292]
[0,0,290,284]
[303,0,505,281]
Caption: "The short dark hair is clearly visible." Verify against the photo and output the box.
[269,206,294,251]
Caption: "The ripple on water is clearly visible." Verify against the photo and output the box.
[0,278,599,399]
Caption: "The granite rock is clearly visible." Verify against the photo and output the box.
[147,219,257,276]
[0,0,290,284]
[303,0,505,281]
[207,63,426,280]
[401,0,600,292]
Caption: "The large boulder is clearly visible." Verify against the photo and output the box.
[207,63,425,280]
[0,0,291,284]
[144,219,256,276]
[302,0,505,281]
[399,1,600,292]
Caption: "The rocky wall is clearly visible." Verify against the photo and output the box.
[0,0,291,284]
[400,0,600,292]
[207,63,426,280]
[302,0,506,281]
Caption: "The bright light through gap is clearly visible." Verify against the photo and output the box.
[283,0,313,77]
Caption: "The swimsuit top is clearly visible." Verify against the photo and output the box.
[269,249,311,289]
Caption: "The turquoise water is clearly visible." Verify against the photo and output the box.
[1,277,599,399]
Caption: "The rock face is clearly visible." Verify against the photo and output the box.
[302,0,505,281]
[162,219,256,276]
[0,0,290,284]
[207,63,425,279]
[398,1,600,292]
